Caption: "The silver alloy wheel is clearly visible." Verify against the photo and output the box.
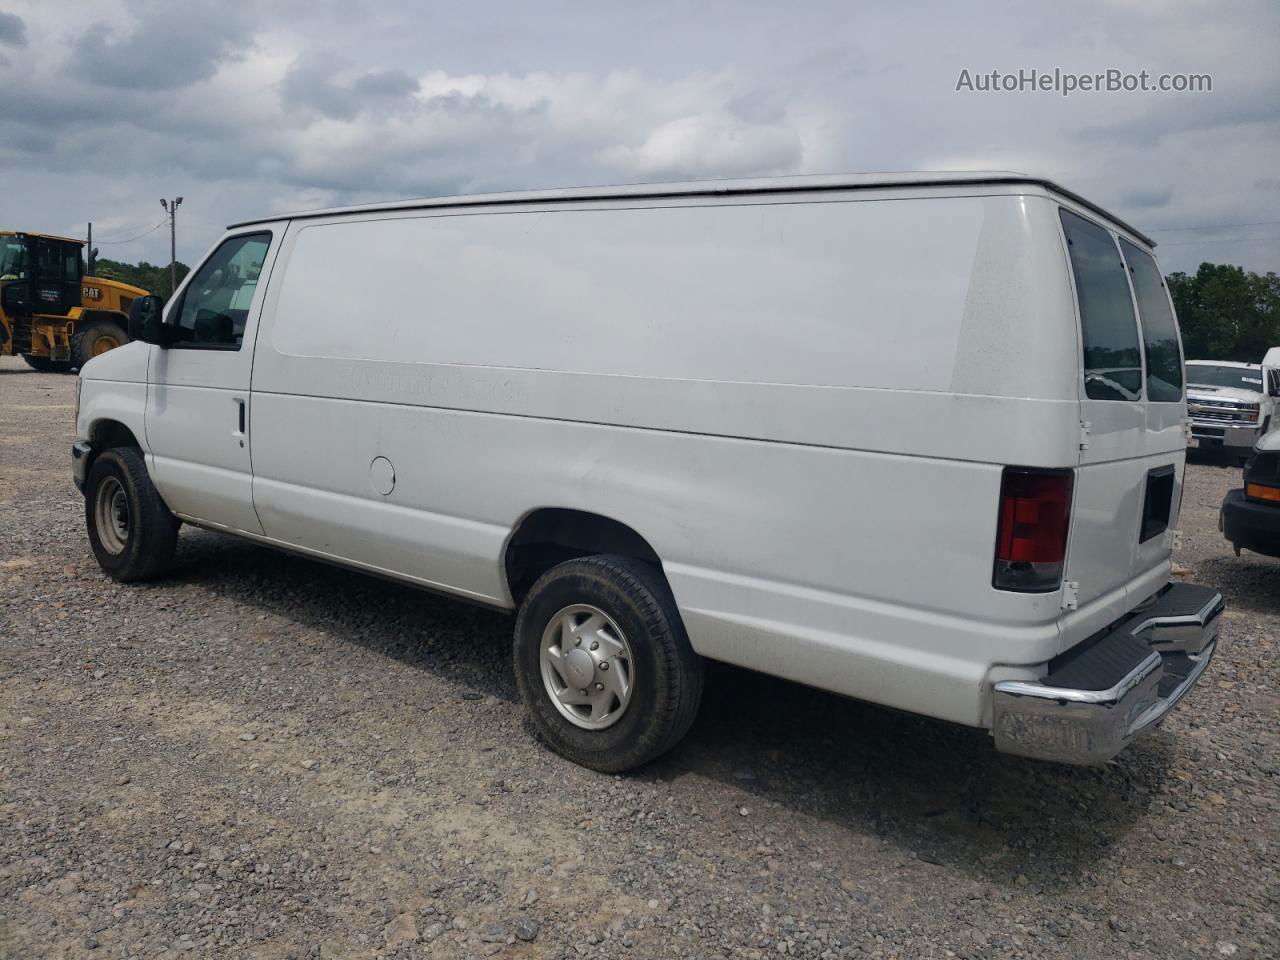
[540,603,635,730]
[94,475,130,555]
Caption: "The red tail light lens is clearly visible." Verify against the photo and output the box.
[993,468,1074,593]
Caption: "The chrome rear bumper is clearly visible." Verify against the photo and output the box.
[992,583,1223,765]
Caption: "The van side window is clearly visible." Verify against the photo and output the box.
[170,232,271,350]
[1119,237,1183,402]
[1060,209,1143,401]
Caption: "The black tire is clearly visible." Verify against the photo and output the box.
[513,554,703,772]
[85,447,180,582]
[22,354,68,372]
[71,318,129,369]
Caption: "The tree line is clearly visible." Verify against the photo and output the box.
[91,257,190,303]
[1168,264,1279,362]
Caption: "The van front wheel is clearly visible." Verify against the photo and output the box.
[85,447,180,582]
[513,554,703,772]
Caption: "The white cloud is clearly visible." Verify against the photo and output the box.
[600,112,804,179]
[0,0,1275,274]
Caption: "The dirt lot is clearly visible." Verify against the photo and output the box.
[1,354,1277,960]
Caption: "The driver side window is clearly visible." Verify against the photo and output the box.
[170,232,271,350]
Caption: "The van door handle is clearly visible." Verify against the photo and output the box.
[236,399,246,434]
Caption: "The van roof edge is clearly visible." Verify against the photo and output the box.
[229,172,1155,246]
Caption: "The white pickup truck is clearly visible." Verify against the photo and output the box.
[1186,349,1280,460]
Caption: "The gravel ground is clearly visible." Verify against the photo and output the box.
[1,354,1277,960]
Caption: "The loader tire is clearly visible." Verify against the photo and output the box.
[71,319,129,369]
[22,354,68,372]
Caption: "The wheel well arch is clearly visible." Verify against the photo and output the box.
[81,419,142,482]
[503,507,663,603]
[89,419,140,452]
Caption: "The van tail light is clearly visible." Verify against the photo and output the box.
[993,468,1074,593]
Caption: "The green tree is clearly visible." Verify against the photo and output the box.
[1167,263,1280,362]
[91,258,190,304]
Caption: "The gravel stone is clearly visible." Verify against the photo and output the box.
[1,359,1275,960]
[383,912,417,948]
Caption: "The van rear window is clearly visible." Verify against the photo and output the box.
[1120,238,1183,402]
[1060,209,1143,401]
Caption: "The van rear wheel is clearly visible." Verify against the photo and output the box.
[85,447,180,582]
[513,554,703,772]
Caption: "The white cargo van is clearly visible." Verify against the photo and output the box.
[73,173,1223,770]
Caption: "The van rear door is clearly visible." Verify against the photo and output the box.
[1059,208,1186,641]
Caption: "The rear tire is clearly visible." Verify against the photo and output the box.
[85,447,180,582]
[513,554,703,772]
[71,319,129,369]
[22,354,68,372]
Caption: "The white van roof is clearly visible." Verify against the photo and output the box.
[230,171,1156,246]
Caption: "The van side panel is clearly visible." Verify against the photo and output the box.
[249,189,1082,727]
[249,394,1062,725]
[270,200,984,388]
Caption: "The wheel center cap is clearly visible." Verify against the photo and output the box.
[564,648,596,688]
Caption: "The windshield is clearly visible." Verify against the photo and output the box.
[0,236,30,280]
[1186,365,1264,391]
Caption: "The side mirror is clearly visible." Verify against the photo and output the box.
[128,295,168,346]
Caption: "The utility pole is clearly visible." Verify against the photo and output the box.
[160,196,183,298]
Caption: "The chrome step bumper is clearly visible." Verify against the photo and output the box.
[992,583,1223,765]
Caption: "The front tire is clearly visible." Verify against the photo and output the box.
[513,554,703,772]
[71,319,129,369]
[85,447,180,582]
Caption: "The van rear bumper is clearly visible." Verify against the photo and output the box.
[991,583,1223,765]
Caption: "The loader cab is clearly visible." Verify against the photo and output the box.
[0,232,84,318]
[0,232,31,281]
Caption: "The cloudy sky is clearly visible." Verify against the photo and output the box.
[1,0,1276,274]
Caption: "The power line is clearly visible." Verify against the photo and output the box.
[94,220,168,245]
[1159,235,1280,246]
[1149,220,1280,233]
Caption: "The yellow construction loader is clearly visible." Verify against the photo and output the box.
[1,230,149,371]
